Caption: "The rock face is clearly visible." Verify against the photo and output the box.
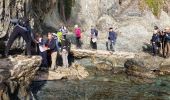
[0,55,41,100]
[1,0,170,52]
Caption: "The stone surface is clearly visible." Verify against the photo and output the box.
[0,55,41,100]
[35,63,89,81]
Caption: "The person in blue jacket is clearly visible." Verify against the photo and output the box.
[151,30,160,56]
[46,33,59,70]
[106,28,117,51]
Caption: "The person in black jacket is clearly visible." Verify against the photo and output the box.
[5,18,32,57]
[151,30,160,56]
[61,36,71,68]
[106,28,117,51]
[90,26,98,50]
[46,32,58,70]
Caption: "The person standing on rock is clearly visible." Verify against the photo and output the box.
[150,30,160,56]
[90,26,98,50]
[46,32,59,70]
[106,28,117,51]
[74,25,82,49]
[5,18,32,57]
[61,35,71,68]
[59,25,68,39]
[153,26,162,55]
[163,27,170,58]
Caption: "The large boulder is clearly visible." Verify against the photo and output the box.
[0,55,41,100]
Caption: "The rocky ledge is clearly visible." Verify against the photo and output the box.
[35,63,89,81]
[0,55,41,100]
[124,54,170,83]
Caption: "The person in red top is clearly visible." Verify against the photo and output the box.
[74,25,82,48]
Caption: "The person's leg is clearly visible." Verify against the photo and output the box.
[167,42,170,57]
[152,43,157,55]
[110,41,113,51]
[159,43,163,55]
[20,31,31,56]
[164,42,168,57]
[51,52,57,70]
[76,37,79,48]
[90,38,93,49]
[62,51,66,67]
[39,52,44,67]
[5,27,19,56]
[95,42,97,50]
[43,51,48,68]
[65,51,69,67]
[78,37,81,48]
[106,41,109,50]
[163,42,166,57]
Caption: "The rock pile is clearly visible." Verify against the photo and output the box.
[0,55,41,100]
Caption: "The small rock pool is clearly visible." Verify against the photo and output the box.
[30,59,170,100]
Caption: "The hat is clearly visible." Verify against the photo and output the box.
[74,24,78,28]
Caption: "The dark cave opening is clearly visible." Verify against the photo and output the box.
[58,0,74,23]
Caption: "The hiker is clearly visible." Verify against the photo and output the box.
[150,30,160,56]
[90,26,98,50]
[59,25,68,39]
[106,28,117,51]
[37,34,48,69]
[163,27,170,58]
[74,25,82,49]
[5,18,33,57]
[52,33,60,51]
[46,32,58,70]
[61,35,71,68]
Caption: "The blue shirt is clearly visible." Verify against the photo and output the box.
[108,31,117,41]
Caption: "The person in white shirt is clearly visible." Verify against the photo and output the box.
[37,34,48,69]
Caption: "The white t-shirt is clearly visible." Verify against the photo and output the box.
[38,38,46,52]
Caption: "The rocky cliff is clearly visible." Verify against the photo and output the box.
[0,55,41,100]
[1,0,170,52]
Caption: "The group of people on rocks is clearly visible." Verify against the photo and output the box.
[36,26,71,70]
[4,17,118,70]
[151,26,170,58]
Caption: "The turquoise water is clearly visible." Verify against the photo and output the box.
[31,59,170,100]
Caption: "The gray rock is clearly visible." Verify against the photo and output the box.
[0,55,41,100]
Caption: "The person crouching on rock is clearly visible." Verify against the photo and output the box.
[106,28,117,52]
[46,32,58,70]
[150,30,160,56]
[37,34,48,69]
[61,35,71,68]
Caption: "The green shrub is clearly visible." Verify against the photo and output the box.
[145,0,164,16]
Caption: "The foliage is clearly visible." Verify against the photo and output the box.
[144,0,164,17]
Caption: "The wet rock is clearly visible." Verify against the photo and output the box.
[96,61,113,71]
[0,55,41,100]
[125,58,157,79]
[160,58,170,75]
[35,63,89,81]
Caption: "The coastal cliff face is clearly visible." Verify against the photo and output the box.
[1,0,170,52]
[0,55,41,100]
